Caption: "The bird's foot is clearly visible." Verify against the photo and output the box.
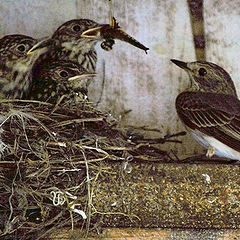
[206,146,215,158]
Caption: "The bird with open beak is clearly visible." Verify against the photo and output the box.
[0,34,50,99]
[171,59,240,161]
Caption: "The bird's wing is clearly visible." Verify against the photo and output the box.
[176,91,240,151]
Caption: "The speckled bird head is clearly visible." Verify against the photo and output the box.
[171,59,237,96]
[29,60,96,102]
[0,34,35,59]
[51,19,104,49]
[0,34,49,98]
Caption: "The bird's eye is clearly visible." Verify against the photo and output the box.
[59,70,68,77]
[198,68,207,76]
[72,24,81,32]
[17,44,26,52]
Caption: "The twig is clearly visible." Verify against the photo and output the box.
[50,117,103,128]
[1,154,23,236]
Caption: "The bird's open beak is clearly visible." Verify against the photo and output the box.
[81,17,117,39]
[171,59,191,71]
[68,73,97,82]
[81,25,105,39]
[27,37,54,55]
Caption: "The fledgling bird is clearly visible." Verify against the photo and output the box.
[30,19,106,74]
[171,59,240,160]
[28,60,96,103]
[0,34,49,99]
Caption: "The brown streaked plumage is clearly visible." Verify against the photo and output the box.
[28,60,95,103]
[0,34,48,99]
[35,19,102,73]
[171,59,240,160]
[30,19,112,75]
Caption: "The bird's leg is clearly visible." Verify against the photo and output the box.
[206,145,215,158]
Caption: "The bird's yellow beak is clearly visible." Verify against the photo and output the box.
[171,59,191,71]
[68,73,97,82]
[27,37,54,55]
[81,26,105,39]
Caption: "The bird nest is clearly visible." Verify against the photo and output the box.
[0,98,183,239]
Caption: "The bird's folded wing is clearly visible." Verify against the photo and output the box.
[176,91,240,151]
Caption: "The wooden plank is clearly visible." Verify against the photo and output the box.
[49,228,240,239]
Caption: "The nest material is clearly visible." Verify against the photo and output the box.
[0,98,181,239]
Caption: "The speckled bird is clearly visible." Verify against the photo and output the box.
[28,60,96,103]
[171,59,240,161]
[0,34,49,99]
[30,19,106,74]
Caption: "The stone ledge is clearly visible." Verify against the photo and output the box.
[90,161,240,229]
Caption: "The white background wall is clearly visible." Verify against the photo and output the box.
[1,0,240,158]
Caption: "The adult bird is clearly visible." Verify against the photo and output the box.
[171,59,240,160]
[0,34,49,99]
[28,60,96,103]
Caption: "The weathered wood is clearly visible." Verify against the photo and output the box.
[49,228,240,240]
[187,0,206,60]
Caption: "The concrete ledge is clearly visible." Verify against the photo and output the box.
[90,162,240,229]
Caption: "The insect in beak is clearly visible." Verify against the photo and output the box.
[81,17,149,54]
[100,17,149,54]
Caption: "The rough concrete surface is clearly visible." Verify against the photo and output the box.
[47,161,240,239]
[87,162,240,229]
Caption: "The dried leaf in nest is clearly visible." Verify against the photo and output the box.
[0,99,180,239]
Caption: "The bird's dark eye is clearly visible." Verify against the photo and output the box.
[17,44,26,52]
[72,24,81,32]
[59,70,68,77]
[198,68,207,76]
